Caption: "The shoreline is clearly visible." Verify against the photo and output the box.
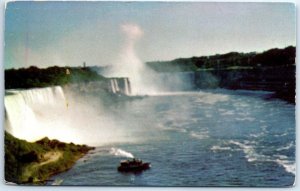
[44,151,91,185]
[5,132,95,185]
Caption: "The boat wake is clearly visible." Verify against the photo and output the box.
[110,148,134,158]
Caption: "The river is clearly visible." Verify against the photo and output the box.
[47,89,294,186]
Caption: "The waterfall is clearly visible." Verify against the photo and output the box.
[4,84,137,145]
[114,79,120,92]
[109,78,131,95]
[4,93,39,140]
[124,78,131,95]
[107,72,196,96]
[110,80,117,93]
[18,86,66,106]
[4,86,69,142]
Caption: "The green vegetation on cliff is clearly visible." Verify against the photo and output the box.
[147,46,296,103]
[5,131,94,184]
[4,46,296,102]
[147,46,295,72]
[5,66,106,89]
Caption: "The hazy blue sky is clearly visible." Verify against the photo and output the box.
[5,1,296,69]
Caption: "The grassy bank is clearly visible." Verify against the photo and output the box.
[5,131,95,185]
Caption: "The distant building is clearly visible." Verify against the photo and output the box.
[66,69,70,75]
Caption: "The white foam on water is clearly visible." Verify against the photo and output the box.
[176,128,187,133]
[229,140,261,162]
[249,132,265,138]
[220,110,235,116]
[235,117,255,122]
[211,145,232,151]
[156,124,172,131]
[205,114,212,118]
[148,91,200,96]
[233,102,249,108]
[150,91,229,105]
[195,92,229,104]
[190,131,209,140]
[275,159,296,175]
[110,148,134,158]
[229,140,295,175]
[276,142,294,151]
[274,132,289,137]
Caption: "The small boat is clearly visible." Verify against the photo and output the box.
[118,158,151,172]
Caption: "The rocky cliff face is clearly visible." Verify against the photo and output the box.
[193,65,295,103]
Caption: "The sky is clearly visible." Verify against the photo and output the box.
[4,1,296,69]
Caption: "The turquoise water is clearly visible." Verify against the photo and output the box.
[48,90,295,186]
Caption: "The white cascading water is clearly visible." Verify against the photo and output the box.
[109,78,131,96]
[110,80,117,94]
[18,86,66,106]
[5,93,39,140]
[4,85,133,145]
[4,86,71,142]
[124,78,131,95]
[113,79,120,92]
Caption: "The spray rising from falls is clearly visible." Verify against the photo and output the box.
[104,23,160,95]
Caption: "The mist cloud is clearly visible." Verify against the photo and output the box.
[103,23,160,95]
